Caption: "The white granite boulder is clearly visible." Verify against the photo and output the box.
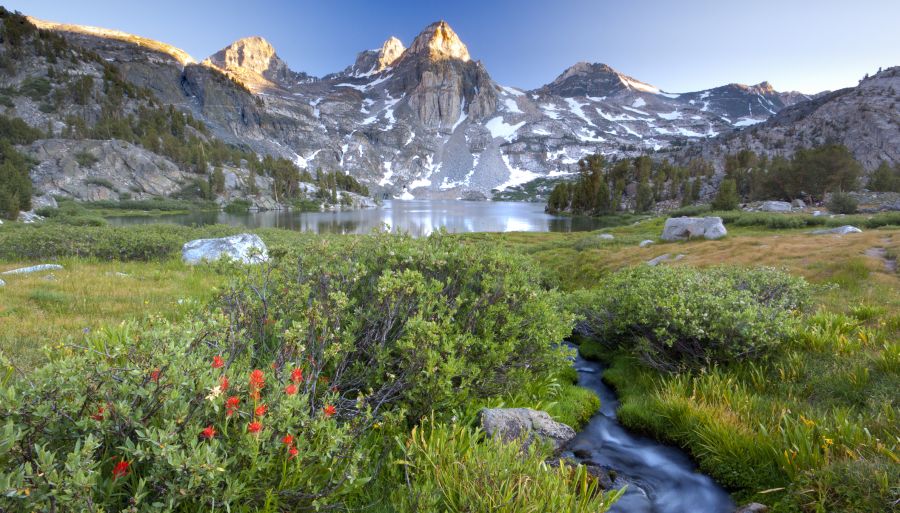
[182,233,269,265]
[661,217,727,241]
[810,225,862,235]
[760,201,792,212]
[479,408,576,452]
[1,264,63,275]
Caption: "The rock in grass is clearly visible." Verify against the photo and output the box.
[810,225,862,235]
[479,407,575,452]
[661,217,727,241]
[597,233,614,240]
[182,233,268,265]
[736,503,768,513]
[1,264,64,275]
[0,278,5,287]
[639,239,654,247]
[760,201,793,212]
[646,253,685,266]
[17,211,44,224]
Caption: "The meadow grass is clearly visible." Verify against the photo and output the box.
[0,258,222,370]
[491,219,900,511]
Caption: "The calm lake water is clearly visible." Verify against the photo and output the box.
[106,200,608,236]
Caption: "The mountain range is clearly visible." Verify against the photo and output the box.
[18,15,900,200]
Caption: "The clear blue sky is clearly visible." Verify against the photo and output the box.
[8,0,899,93]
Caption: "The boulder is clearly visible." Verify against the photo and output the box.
[17,211,44,224]
[812,210,823,216]
[646,253,685,267]
[661,217,727,241]
[760,201,792,212]
[32,194,58,210]
[1,264,63,275]
[597,233,614,240]
[0,278,5,287]
[639,239,654,248]
[479,407,575,452]
[182,233,269,265]
[810,225,862,235]
[791,199,807,208]
[736,503,768,513]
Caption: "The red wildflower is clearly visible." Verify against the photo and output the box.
[323,404,336,418]
[91,405,105,421]
[249,369,265,399]
[219,375,229,392]
[201,425,216,439]
[282,434,294,446]
[212,355,224,369]
[290,367,303,384]
[112,459,130,480]
[225,396,240,416]
[255,404,268,417]
[150,368,161,383]
[289,446,299,459]
[284,383,297,395]
[247,421,262,434]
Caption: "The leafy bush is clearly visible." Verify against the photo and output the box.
[224,198,252,213]
[0,233,586,511]
[219,232,574,420]
[827,192,858,214]
[0,321,372,511]
[17,76,51,100]
[74,150,99,168]
[0,140,33,219]
[83,177,115,190]
[574,266,811,370]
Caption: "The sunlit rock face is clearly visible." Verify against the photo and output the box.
[404,21,470,62]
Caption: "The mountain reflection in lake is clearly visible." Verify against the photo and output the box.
[106,200,610,235]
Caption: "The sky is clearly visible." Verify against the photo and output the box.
[9,0,900,94]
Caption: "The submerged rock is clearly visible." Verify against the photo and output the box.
[661,217,727,241]
[810,225,862,235]
[1,264,63,275]
[182,234,269,265]
[479,407,575,451]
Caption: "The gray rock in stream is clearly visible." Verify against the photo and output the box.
[479,407,575,452]
[1,264,63,275]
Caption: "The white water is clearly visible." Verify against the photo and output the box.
[568,347,735,513]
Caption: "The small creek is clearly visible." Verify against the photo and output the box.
[566,347,735,513]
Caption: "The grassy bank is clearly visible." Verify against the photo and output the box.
[484,217,899,512]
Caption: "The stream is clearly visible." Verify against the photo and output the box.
[566,347,735,513]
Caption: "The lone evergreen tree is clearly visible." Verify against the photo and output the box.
[711,179,740,211]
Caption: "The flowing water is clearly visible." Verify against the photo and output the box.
[568,348,735,513]
[106,200,612,235]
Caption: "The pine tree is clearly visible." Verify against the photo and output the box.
[711,179,740,211]
[636,179,654,213]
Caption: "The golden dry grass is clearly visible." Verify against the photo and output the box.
[0,259,221,369]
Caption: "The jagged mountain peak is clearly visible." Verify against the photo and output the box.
[544,61,662,97]
[406,21,470,62]
[349,36,406,76]
[205,36,285,76]
[378,36,406,67]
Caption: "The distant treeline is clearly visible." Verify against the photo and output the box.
[547,143,898,216]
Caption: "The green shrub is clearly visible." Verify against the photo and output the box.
[828,192,858,214]
[668,204,711,217]
[74,150,99,168]
[17,76,51,100]
[83,177,115,189]
[574,266,811,370]
[0,321,372,511]
[219,232,575,420]
[224,198,252,213]
[711,178,740,210]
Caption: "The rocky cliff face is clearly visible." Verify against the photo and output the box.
[25,15,900,200]
[675,67,900,171]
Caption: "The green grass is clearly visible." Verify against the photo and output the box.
[0,258,222,370]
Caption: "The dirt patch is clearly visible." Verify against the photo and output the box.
[865,247,898,273]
